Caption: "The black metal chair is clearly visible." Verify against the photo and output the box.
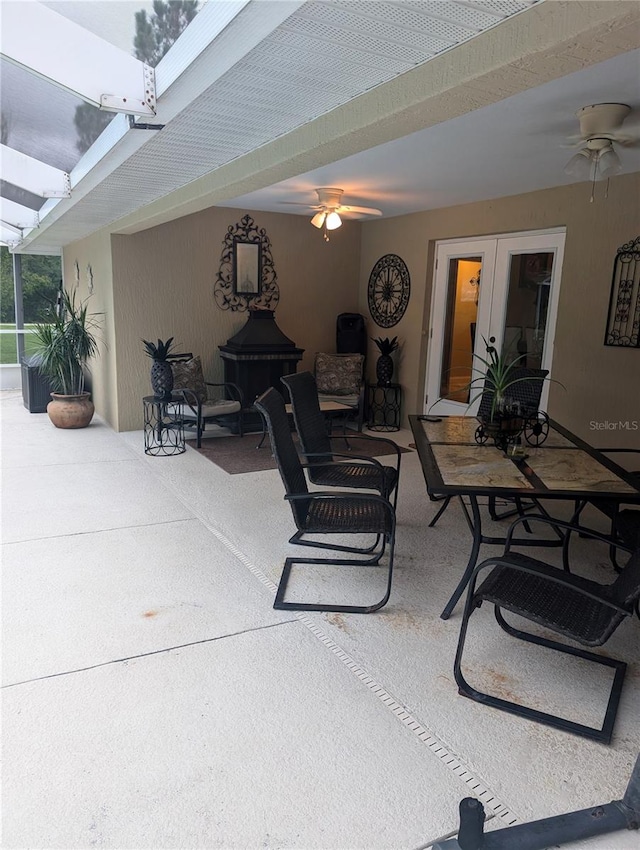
[169,354,244,447]
[254,387,396,614]
[281,371,401,509]
[429,368,549,528]
[454,515,640,743]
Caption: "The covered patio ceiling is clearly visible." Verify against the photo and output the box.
[1,0,639,255]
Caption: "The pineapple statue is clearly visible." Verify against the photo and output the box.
[143,337,175,400]
[373,336,399,386]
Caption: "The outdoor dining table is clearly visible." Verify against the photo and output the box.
[409,414,640,620]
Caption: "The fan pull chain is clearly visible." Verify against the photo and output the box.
[604,177,611,199]
[590,170,596,203]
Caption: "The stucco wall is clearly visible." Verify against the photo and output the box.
[61,229,116,426]
[358,172,640,445]
[109,206,361,431]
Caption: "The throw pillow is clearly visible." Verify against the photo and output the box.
[315,353,363,396]
[171,356,207,403]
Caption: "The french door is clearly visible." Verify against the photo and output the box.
[425,229,566,416]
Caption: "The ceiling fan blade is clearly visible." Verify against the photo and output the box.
[278,201,320,208]
[339,205,382,216]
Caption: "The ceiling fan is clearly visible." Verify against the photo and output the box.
[563,103,639,198]
[286,188,382,240]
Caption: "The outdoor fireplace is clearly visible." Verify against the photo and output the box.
[219,310,304,429]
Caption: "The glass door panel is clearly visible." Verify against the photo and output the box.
[501,252,553,369]
[426,239,496,416]
[439,257,481,403]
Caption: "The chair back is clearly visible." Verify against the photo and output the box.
[478,367,548,419]
[281,372,332,462]
[254,388,310,527]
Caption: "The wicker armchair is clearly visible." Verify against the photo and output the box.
[281,371,401,509]
[454,515,640,743]
[254,387,396,614]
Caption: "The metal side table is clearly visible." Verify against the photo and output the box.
[143,395,185,456]
[367,383,401,431]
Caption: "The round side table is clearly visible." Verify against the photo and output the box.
[143,395,185,456]
[367,383,402,431]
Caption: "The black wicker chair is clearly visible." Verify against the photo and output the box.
[585,449,640,570]
[254,387,396,614]
[281,371,401,509]
[454,515,640,743]
[429,368,548,528]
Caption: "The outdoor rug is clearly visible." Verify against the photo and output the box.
[187,433,412,475]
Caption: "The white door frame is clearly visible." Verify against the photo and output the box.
[424,227,566,416]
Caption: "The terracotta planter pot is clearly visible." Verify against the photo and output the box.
[47,392,95,429]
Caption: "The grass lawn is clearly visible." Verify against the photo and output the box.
[0,325,39,365]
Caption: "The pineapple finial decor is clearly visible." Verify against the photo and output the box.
[373,336,399,386]
[143,337,175,400]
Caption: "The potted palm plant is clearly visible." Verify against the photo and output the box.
[32,287,101,428]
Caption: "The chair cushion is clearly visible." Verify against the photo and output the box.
[171,356,207,403]
[315,353,363,396]
[177,399,240,421]
[317,392,359,409]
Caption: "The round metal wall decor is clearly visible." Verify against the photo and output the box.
[214,214,279,312]
[367,254,410,328]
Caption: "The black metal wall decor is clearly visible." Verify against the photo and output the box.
[214,214,279,312]
[604,236,640,347]
[367,253,410,328]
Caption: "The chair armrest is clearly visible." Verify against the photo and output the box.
[205,380,245,407]
[285,490,395,521]
[504,514,634,554]
[328,432,402,465]
[469,551,631,615]
[300,457,387,488]
[303,451,385,470]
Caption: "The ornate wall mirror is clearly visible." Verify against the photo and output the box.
[215,214,279,312]
[233,240,262,296]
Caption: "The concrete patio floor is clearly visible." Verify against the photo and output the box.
[2,390,638,849]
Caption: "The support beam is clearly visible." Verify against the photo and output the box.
[0,199,39,230]
[0,2,156,115]
[0,146,70,198]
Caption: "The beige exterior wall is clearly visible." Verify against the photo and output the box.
[61,229,116,426]
[358,172,640,445]
[93,206,361,431]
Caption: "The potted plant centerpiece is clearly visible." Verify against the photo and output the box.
[468,338,555,450]
[32,288,101,429]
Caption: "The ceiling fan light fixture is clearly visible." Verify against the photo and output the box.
[597,145,622,179]
[310,211,326,228]
[325,211,342,230]
[564,148,593,180]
